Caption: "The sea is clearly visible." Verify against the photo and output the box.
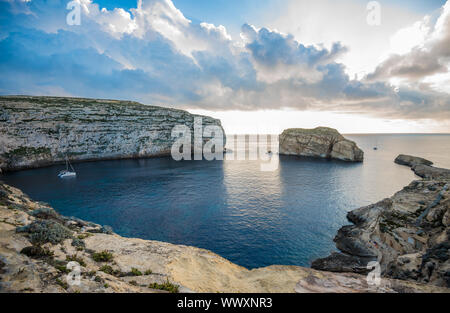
[2,134,450,269]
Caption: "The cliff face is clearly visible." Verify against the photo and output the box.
[312,156,450,288]
[279,127,364,162]
[0,96,225,172]
[1,183,447,293]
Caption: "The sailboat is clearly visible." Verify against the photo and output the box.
[58,156,76,178]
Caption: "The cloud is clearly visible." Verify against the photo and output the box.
[368,1,450,82]
[0,0,255,104]
[0,0,449,122]
[264,0,425,78]
[241,23,347,67]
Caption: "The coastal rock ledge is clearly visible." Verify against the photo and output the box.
[279,127,364,162]
[312,155,450,288]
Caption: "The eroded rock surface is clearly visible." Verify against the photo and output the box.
[395,155,433,167]
[312,156,450,288]
[1,183,447,293]
[279,127,364,162]
[0,96,225,172]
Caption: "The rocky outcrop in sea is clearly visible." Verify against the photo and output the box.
[312,155,450,288]
[0,96,225,172]
[279,127,364,162]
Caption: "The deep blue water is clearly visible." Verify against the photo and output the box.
[2,134,450,269]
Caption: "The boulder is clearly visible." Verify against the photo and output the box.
[395,155,433,167]
[279,127,364,162]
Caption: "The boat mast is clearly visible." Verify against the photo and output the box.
[66,156,75,172]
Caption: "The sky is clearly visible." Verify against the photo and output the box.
[1,0,450,134]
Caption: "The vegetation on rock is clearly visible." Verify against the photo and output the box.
[16,220,72,244]
[91,250,113,262]
[148,280,179,293]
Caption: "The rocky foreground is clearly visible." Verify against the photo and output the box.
[313,155,450,288]
[279,127,364,162]
[0,182,448,293]
[0,96,224,172]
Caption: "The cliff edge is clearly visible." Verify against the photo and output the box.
[0,96,224,172]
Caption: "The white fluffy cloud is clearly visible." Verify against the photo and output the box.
[0,0,449,122]
[368,1,450,84]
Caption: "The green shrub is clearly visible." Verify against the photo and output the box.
[4,147,51,158]
[92,250,113,262]
[55,264,71,274]
[20,245,54,258]
[30,207,59,220]
[17,220,72,245]
[55,278,68,290]
[77,233,92,240]
[99,265,114,275]
[66,255,86,267]
[130,268,142,276]
[8,204,25,211]
[71,238,85,248]
[148,280,179,293]
[144,269,152,275]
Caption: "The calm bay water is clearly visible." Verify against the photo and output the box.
[2,134,450,269]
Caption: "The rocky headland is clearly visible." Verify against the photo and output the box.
[0,182,448,293]
[279,127,364,162]
[312,155,450,288]
[0,96,224,172]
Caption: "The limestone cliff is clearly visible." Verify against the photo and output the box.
[279,127,364,162]
[0,96,225,172]
[312,156,450,288]
[0,183,447,293]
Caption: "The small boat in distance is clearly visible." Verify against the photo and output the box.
[58,156,76,178]
[373,138,379,150]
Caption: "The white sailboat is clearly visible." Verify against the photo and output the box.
[58,156,76,178]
